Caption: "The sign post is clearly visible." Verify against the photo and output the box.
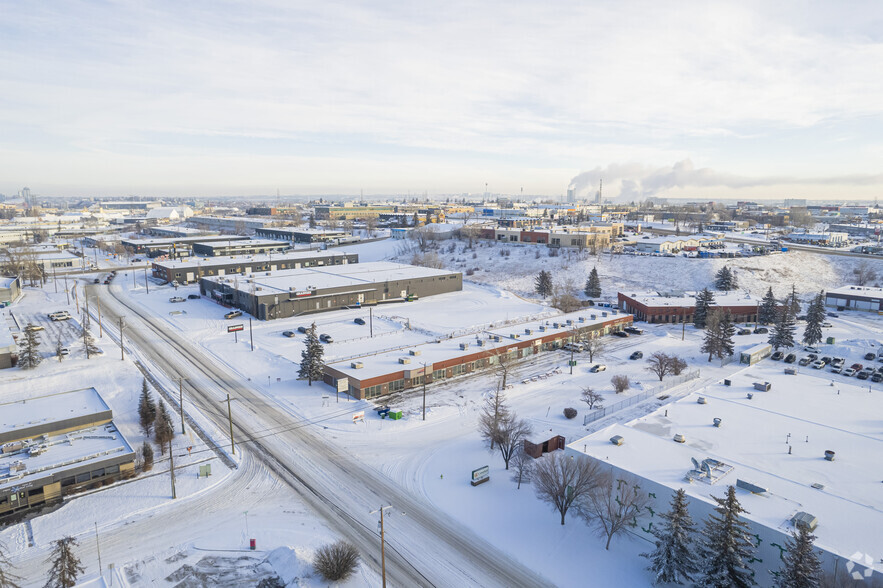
[471,465,490,486]
[228,323,244,343]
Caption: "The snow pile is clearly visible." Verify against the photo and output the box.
[265,546,310,586]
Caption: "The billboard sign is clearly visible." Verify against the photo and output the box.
[227,324,244,333]
[471,465,490,484]
[352,411,365,422]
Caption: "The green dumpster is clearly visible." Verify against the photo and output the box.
[389,410,403,420]
[826,337,835,344]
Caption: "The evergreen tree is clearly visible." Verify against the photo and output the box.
[0,537,22,588]
[584,267,602,298]
[17,325,42,369]
[138,379,157,437]
[535,270,553,299]
[774,525,822,588]
[769,308,796,350]
[693,289,715,329]
[719,312,736,358]
[141,441,154,472]
[153,402,174,454]
[701,310,722,361]
[699,485,757,588]
[787,285,801,318]
[715,266,738,291]
[802,292,826,347]
[43,536,84,588]
[54,335,65,363]
[642,488,700,585]
[758,287,778,325]
[298,323,325,386]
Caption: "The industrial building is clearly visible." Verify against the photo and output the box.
[825,285,883,312]
[617,290,764,323]
[0,324,16,369]
[0,388,136,518]
[0,276,21,305]
[148,225,218,238]
[151,250,359,284]
[200,261,462,320]
[255,227,351,244]
[188,215,275,232]
[121,235,250,258]
[191,239,290,257]
[323,310,632,399]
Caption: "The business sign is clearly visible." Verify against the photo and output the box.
[199,464,212,478]
[336,377,349,393]
[471,465,490,486]
[227,324,244,333]
[352,411,365,423]
[294,290,313,297]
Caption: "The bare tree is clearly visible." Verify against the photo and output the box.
[478,387,510,451]
[510,447,533,489]
[497,413,533,470]
[667,355,688,376]
[853,261,878,286]
[610,375,630,394]
[580,471,650,550]
[646,352,672,381]
[0,537,22,588]
[580,387,604,409]
[583,336,605,363]
[533,452,603,525]
[313,540,360,582]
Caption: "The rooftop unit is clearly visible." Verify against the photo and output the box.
[398,357,411,365]
[351,361,364,369]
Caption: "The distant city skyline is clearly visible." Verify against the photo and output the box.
[2,2,882,200]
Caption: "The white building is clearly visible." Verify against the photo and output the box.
[825,285,883,312]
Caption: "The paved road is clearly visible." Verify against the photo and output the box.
[93,284,556,588]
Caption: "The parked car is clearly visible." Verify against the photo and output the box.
[843,368,857,377]
[784,353,797,363]
[613,330,629,338]
[49,311,71,321]
[737,328,752,336]
[169,296,185,303]
[771,351,784,361]
[319,333,334,343]
[25,324,44,332]
[297,326,308,334]
[872,373,883,383]
[187,294,200,300]
[821,322,832,327]
[811,360,825,369]
[864,352,877,361]
[830,365,843,374]
[804,346,820,353]
[590,364,607,372]
[282,331,296,338]
[828,312,839,317]
[819,356,831,365]
[224,310,243,319]
[850,363,863,371]
[624,326,644,335]
[93,278,100,284]
[798,357,812,366]
[354,318,366,325]
[629,351,644,360]
[59,347,70,356]
[753,327,769,334]
[857,370,871,380]
[831,357,845,368]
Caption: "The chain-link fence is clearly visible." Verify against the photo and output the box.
[583,369,701,425]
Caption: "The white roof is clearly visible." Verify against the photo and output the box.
[155,250,356,270]
[202,261,459,295]
[622,290,761,307]
[827,285,883,298]
[0,388,109,435]
[569,371,883,559]
[195,239,288,249]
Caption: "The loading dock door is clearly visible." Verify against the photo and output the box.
[270,265,277,271]
[218,269,225,276]
[186,272,194,282]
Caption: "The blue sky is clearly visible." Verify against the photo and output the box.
[1,1,882,200]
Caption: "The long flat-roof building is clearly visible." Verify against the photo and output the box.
[122,235,250,258]
[199,261,462,320]
[618,290,764,323]
[151,250,359,284]
[324,310,633,399]
[825,285,883,312]
[255,227,351,244]
[0,388,136,518]
[191,239,291,257]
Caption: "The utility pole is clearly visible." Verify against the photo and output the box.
[94,522,102,578]
[178,378,186,434]
[249,318,254,351]
[370,505,393,588]
[97,296,103,338]
[169,440,176,499]
[133,267,136,288]
[74,283,79,314]
[226,394,235,455]
[681,308,686,341]
[369,307,373,338]
[118,317,125,360]
[64,275,69,304]
[422,363,427,420]
[144,267,149,293]
[53,267,57,293]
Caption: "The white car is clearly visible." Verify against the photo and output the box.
[169,297,185,303]
[590,364,607,373]
[803,346,820,353]
[811,360,825,369]
[843,368,857,377]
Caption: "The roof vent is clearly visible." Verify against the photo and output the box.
[409,349,421,356]
[578,317,585,322]
[824,450,835,461]
[476,339,485,347]
[610,435,624,446]
[459,343,469,350]
[351,361,364,369]
[790,512,818,531]
[524,328,533,335]
[510,333,520,339]
[399,357,411,364]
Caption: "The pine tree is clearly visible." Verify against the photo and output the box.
[43,536,84,588]
[153,402,174,454]
[535,270,553,299]
[769,308,796,350]
[141,441,154,472]
[699,485,757,587]
[298,323,325,386]
[701,310,722,361]
[17,325,42,369]
[719,312,736,358]
[81,324,100,359]
[0,537,22,588]
[774,525,822,588]
[715,266,737,291]
[138,379,157,437]
[787,285,801,318]
[759,287,778,325]
[584,267,602,298]
[642,488,700,585]
[693,289,715,329]
[802,292,826,347]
